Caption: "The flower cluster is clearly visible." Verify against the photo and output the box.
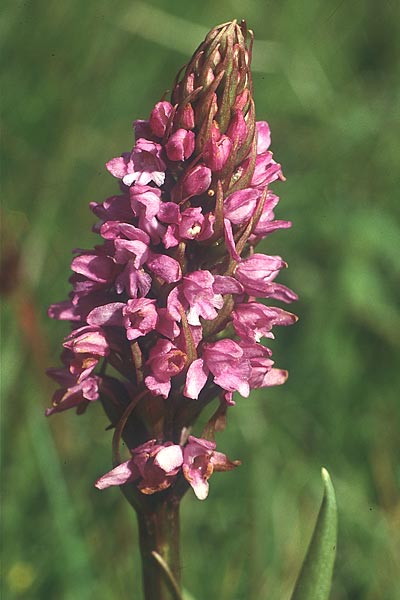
[95,436,238,501]
[47,21,297,501]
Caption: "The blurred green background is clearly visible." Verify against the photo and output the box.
[1,1,399,599]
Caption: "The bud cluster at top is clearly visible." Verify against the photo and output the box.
[46,21,297,501]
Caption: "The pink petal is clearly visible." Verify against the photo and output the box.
[149,101,174,137]
[71,254,115,283]
[260,368,288,387]
[183,465,210,500]
[95,459,138,489]
[154,445,183,472]
[146,253,182,283]
[105,156,129,178]
[87,302,125,327]
[256,121,271,153]
[165,129,195,161]
[184,358,209,400]
[144,375,171,399]
[223,218,240,261]
[224,188,260,225]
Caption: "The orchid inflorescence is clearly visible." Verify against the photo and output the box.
[46,20,297,503]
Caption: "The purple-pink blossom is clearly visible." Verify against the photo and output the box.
[95,436,238,501]
[106,139,166,187]
[182,436,239,500]
[95,440,183,494]
[47,20,297,504]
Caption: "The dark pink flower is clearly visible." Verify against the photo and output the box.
[181,271,223,326]
[87,302,125,327]
[63,325,109,357]
[251,192,292,237]
[176,165,212,201]
[106,139,166,187]
[149,101,174,137]
[71,252,115,284]
[232,302,298,342]
[46,366,100,415]
[251,153,282,188]
[255,121,271,153]
[165,129,195,161]
[155,307,180,339]
[203,134,232,171]
[48,21,297,504]
[184,339,251,400]
[226,110,248,146]
[202,339,251,398]
[114,263,152,298]
[129,185,165,243]
[122,298,158,341]
[235,253,287,297]
[95,440,183,493]
[146,253,182,284]
[145,339,187,398]
[240,342,288,389]
[182,436,238,500]
[90,194,133,225]
[223,218,241,261]
[224,188,261,225]
[162,207,214,248]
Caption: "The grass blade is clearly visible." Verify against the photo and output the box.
[290,468,338,600]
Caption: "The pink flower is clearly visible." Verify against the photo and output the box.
[184,339,251,400]
[240,342,288,389]
[224,188,261,225]
[46,365,100,415]
[162,207,214,248]
[71,252,116,284]
[149,101,174,137]
[95,440,183,493]
[106,139,166,187]
[129,185,161,221]
[174,165,212,202]
[48,21,297,506]
[145,339,187,398]
[165,129,195,161]
[114,264,152,298]
[129,184,165,243]
[87,302,125,327]
[122,298,158,340]
[232,302,298,342]
[63,325,109,357]
[146,253,182,283]
[203,339,251,398]
[180,271,223,326]
[251,192,292,237]
[235,253,287,297]
[203,134,232,171]
[182,436,238,500]
[227,110,248,146]
[90,193,133,225]
[179,208,214,241]
[251,152,282,188]
[255,121,271,153]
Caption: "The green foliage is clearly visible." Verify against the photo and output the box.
[290,469,337,600]
[1,1,399,599]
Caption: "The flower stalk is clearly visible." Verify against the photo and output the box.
[137,498,181,600]
[46,19,297,599]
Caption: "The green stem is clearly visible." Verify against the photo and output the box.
[136,498,181,600]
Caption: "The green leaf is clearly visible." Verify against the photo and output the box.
[290,468,338,600]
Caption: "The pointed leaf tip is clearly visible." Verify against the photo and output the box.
[289,467,338,600]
